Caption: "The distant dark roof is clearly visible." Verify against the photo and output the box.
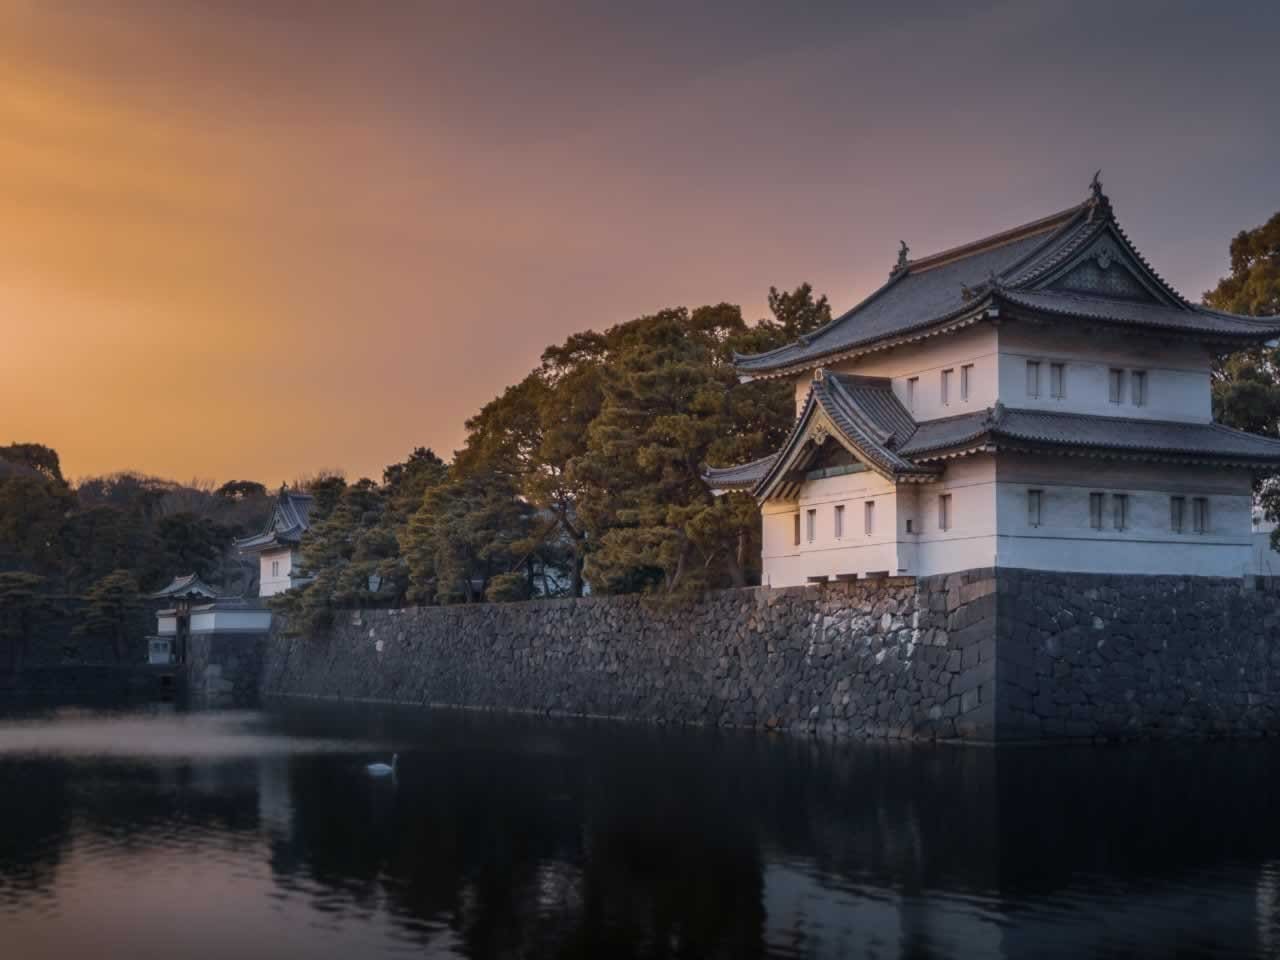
[234,487,314,553]
[735,186,1280,378]
[150,573,221,601]
[703,454,777,491]
[900,406,1280,466]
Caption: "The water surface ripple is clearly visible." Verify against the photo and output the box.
[0,704,1276,958]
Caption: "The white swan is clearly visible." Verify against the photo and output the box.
[366,753,398,778]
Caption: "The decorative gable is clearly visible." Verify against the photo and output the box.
[1037,233,1170,305]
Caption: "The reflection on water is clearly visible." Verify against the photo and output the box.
[0,704,1277,958]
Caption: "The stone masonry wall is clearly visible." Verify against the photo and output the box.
[263,569,1280,741]
[996,570,1280,739]
[263,571,1000,741]
[188,632,270,708]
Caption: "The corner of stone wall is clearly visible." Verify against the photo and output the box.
[912,569,998,742]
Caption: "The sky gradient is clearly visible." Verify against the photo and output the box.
[2,1,1278,485]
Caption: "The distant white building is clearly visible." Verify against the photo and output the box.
[233,486,314,596]
[149,487,314,663]
[150,573,272,665]
[708,178,1280,586]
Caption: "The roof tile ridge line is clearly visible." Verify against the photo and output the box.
[703,452,778,474]
[739,295,996,377]
[751,386,820,497]
[1001,288,1280,333]
[1004,287,1280,322]
[1207,421,1280,444]
[1001,406,1256,430]
[830,370,918,443]
[827,371,894,389]
[999,208,1101,288]
[1192,302,1280,324]
[824,374,894,446]
[913,408,993,427]
[734,269,914,365]
[1106,216,1195,309]
[906,202,1087,275]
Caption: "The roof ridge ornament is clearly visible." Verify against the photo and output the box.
[984,400,1006,428]
[891,240,909,276]
[1086,169,1111,223]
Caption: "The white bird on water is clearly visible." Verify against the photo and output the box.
[366,754,398,779]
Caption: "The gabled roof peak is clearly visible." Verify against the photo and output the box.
[735,178,1280,379]
[905,202,1085,275]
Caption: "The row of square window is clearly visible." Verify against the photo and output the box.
[1028,490,1209,533]
[793,491,1209,545]
[1027,362,1148,405]
[904,364,1150,408]
[906,367,972,409]
[792,497,953,545]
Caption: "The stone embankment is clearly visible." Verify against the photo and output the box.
[264,572,1000,740]
[264,569,1280,742]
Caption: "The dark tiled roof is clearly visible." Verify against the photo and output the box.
[150,573,221,600]
[735,188,1280,377]
[713,398,1280,500]
[234,488,314,552]
[748,374,940,500]
[904,406,1280,465]
[736,222,1074,377]
[703,454,777,490]
[999,290,1280,338]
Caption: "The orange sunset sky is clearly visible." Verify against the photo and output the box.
[2,1,1278,485]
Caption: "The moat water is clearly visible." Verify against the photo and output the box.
[1,703,1278,959]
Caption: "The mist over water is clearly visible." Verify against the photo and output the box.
[1,704,1278,959]
[0,709,383,759]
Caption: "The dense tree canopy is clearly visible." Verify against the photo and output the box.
[1204,211,1280,545]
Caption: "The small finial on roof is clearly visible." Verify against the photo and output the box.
[896,240,909,271]
[985,268,1003,292]
[1086,169,1112,222]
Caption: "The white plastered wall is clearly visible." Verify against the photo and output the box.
[760,454,1000,586]
[189,607,273,635]
[994,454,1253,576]
[794,325,999,423]
[258,547,296,597]
[997,323,1212,423]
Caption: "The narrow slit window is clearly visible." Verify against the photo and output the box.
[1089,492,1104,530]
[864,500,875,536]
[1193,497,1209,534]
[938,494,952,531]
[907,377,918,411]
[1170,496,1185,533]
[1109,368,1125,404]
[941,368,953,406]
[1027,489,1043,528]
[1132,370,1147,407]
[1050,362,1065,399]
[806,509,816,543]
[834,504,845,539]
[793,513,801,547]
[1112,493,1128,531]
[961,363,974,401]
[271,559,280,577]
[1026,360,1041,398]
